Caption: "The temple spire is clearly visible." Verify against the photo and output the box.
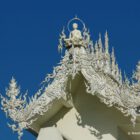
[98,33,103,54]
[111,48,116,75]
[6,77,20,98]
[111,48,115,66]
[133,61,140,82]
[119,69,122,84]
[105,31,109,54]
[90,41,95,54]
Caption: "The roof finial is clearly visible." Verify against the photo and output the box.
[105,30,109,54]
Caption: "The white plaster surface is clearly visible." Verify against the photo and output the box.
[54,84,130,140]
[37,127,63,140]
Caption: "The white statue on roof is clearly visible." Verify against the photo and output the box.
[2,16,140,140]
[58,16,91,50]
[69,23,83,41]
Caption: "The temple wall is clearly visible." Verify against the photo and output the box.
[45,84,132,140]
[37,127,63,140]
[37,75,139,140]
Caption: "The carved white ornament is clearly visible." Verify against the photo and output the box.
[1,17,140,140]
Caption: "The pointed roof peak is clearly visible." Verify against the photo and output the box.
[111,47,115,54]
[99,33,102,38]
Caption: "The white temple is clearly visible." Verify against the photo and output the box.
[1,17,140,140]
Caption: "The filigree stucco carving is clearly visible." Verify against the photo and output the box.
[1,17,140,139]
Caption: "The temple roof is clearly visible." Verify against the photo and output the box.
[1,17,140,139]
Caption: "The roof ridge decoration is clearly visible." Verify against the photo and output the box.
[1,16,140,140]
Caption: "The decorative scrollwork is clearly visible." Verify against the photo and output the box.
[1,17,140,140]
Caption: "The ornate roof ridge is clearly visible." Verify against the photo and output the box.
[1,17,140,139]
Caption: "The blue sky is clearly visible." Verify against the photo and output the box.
[0,0,140,139]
